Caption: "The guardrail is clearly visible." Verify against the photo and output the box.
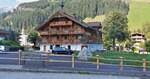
[0,50,149,72]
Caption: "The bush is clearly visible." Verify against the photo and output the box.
[145,41,150,52]
[8,46,24,51]
[0,40,24,51]
[0,40,20,47]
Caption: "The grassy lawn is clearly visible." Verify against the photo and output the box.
[91,51,150,67]
[128,0,150,31]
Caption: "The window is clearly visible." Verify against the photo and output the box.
[47,28,49,31]
[76,36,78,39]
[50,45,53,49]
[78,36,82,39]
[57,36,59,40]
[56,27,59,30]
[64,36,67,40]
[66,21,68,23]
[43,45,46,51]
[55,45,60,47]
[68,45,71,50]
[76,35,82,39]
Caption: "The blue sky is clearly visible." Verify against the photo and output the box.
[0,0,39,9]
[0,0,16,8]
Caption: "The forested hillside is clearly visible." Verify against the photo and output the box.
[0,0,129,33]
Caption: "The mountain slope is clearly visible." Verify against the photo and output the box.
[0,0,129,33]
[128,0,150,31]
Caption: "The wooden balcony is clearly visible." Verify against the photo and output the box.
[48,29,84,35]
[48,39,81,44]
[49,21,73,27]
[40,31,82,36]
[49,29,84,35]
[40,28,84,36]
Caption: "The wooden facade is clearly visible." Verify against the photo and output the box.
[36,10,103,51]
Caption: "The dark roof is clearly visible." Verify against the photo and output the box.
[87,22,101,27]
[131,33,145,36]
[36,10,97,33]
[0,29,9,34]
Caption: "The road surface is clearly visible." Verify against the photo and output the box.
[0,71,140,79]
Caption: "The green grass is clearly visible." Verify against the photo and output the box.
[93,51,150,60]
[92,51,150,67]
[74,51,150,67]
[128,0,150,31]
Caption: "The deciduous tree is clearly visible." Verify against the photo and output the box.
[27,31,39,47]
[103,12,128,50]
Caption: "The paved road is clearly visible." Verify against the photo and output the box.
[0,52,150,77]
[0,71,140,79]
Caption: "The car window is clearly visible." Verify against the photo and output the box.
[54,47,66,50]
[62,47,66,50]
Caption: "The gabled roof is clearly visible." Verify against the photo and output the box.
[87,22,101,27]
[36,10,97,33]
[131,33,145,37]
[0,29,9,34]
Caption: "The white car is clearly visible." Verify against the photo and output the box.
[0,45,5,53]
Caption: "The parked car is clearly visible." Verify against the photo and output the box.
[0,45,6,51]
[52,47,73,55]
[0,45,6,53]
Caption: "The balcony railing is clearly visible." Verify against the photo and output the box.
[49,29,84,35]
[49,21,73,26]
[40,29,84,36]
[48,39,80,44]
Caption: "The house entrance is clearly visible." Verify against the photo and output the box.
[43,45,46,51]
[55,45,60,47]
[68,45,71,50]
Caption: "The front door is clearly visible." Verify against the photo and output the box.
[55,45,60,47]
[43,45,46,51]
[68,45,71,50]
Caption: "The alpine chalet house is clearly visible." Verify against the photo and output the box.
[36,10,103,52]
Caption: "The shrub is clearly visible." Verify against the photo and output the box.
[145,41,150,52]
[0,40,20,47]
[0,40,24,51]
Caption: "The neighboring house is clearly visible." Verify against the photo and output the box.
[131,33,146,43]
[131,33,146,53]
[0,29,19,41]
[87,22,102,31]
[36,10,103,52]
[0,29,10,40]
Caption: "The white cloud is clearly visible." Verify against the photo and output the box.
[16,0,39,4]
[15,0,39,8]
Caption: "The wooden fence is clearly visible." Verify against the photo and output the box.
[0,50,149,72]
